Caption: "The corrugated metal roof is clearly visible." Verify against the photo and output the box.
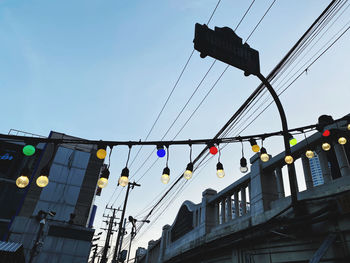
[0,241,22,253]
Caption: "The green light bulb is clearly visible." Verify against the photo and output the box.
[23,145,36,156]
[289,138,297,146]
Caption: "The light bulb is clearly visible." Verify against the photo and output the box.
[240,157,248,173]
[157,148,166,158]
[161,174,170,184]
[289,138,297,146]
[216,162,225,178]
[23,145,35,156]
[305,150,314,159]
[184,170,193,180]
[183,162,193,180]
[97,177,108,188]
[209,146,218,155]
[285,155,294,164]
[16,175,29,188]
[96,149,107,159]
[260,148,269,162]
[36,175,49,188]
[260,153,269,162]
[322,129,330,137]
[252,145,260,153]
[322,142,331,151]
[347,123,350,131]
[119,176,129,187]
[338,137,347,145]
[240,166,248,173]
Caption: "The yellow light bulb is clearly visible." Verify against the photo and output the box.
[285,155,294,164]
[322,142,331,151]
[97,177,108,188]
[252,145,260,153]
[338,137,347,145]
[118,176,129,187]
[161,174,170,184]
[16,175,29,188]
[216,169,225,178]
[36,175,49,188]
[183,170,193,180]
[260,153,269,162]
[96,149,107,159]
[305,150,314,159]
[347,123,350,131]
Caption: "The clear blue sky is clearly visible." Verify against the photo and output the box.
[1,0,349,258]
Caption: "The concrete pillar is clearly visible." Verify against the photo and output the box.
[201,189,218,234]
[301,155,314,189]
[234,191,240,218]
[158,225,170,263]
[241,187,247,215]
[227,195,233,220]
[221,199,226,224]
[249,153,279,217]
[274,167,285,198]
[333,142,350,177]
[316,146,332,183]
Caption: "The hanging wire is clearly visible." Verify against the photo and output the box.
[189,143,193,163]
[217,144,221,162]
[126,145,132,167]
[107,146,113,169]
[240,139,245,157]
[166,145,169,167]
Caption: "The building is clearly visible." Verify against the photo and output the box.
[308,153,324,186]
[0,130,104,263]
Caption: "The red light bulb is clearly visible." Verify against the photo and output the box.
[209,146,218,155]
[322,129,330,137]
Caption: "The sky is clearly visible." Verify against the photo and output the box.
[1,0,350,260]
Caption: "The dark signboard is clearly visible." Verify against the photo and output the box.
[194,23,260,76]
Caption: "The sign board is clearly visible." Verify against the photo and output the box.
[193,23,260,76]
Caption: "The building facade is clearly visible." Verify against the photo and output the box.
[0,131,104,263]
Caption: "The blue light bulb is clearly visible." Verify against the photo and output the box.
[157,148,166,158]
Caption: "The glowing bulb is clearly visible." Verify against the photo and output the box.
[285,155,294,164]
[157,148,166,158]
[252,145,260,153]
[322,142,331,151]
[161,167,170,184]
[161,174,170,184]
[23,145,35,156]
[36,176,49,188]
[119,176,129,187]
[184,170,193,180]
[289,138,297,146]
[216,162,225,178]
[97,177,108,188]
[260,153,269,162]
[347,123,350,130]
[240,166,248,173]
[96,149,107,159]
[209,146,218,155]
[260,147,269,162]
[322,129,330,137]
[16,175,29,188]
[183,162,193,180]
[305,150,314,159]
[338,137,347,145]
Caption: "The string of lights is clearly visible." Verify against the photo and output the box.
[121,0,348,241]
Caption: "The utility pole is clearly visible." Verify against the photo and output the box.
[126,216,150,263]
[117,219,127,261]
[91,244,98,263]
[112,181,140,263]
[100,206,121,263]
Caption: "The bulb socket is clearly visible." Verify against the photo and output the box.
[240,157,247,167]
[121,167,129,178]
[162,167,170,176]
[186,162,193,172]
[216,162,223,170]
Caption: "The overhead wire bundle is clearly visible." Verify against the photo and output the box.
[129,0,349,244]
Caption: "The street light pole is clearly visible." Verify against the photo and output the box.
[112,182,140,263]
[256,73,298,206]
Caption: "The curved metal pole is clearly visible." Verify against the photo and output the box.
[256,73,298,206]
